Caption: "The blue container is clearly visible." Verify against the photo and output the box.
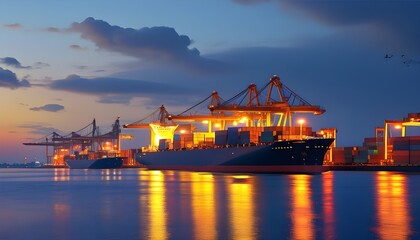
[227,128,240,145]
[239,131,250,144]
[261,131,273,143]
[410,144,420,151]
[394,144,410,151]
[215,130,228,146]
[173,134,181,141]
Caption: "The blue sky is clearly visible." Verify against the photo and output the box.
[1,0,419,163]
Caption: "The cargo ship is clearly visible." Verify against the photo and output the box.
[125,75,337,174]
[136,137,334,173]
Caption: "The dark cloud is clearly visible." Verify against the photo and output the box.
[17,124,63,136]
[69,17,228,73]
[0,67,30,89]
[97,95,135,104]
[32,62,50,69]
[30,104,64,112]
[69,44,87,51]
[231,0,420,54]
[0,57,30,69]
[49,74,195,104]
[0,57,49,70]
[3,23,22,29]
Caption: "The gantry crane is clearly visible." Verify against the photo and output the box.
[208,75,325,127]
[23,117,123,166]
[123,75,328,147]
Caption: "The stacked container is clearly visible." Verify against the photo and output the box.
[392,136,420,164]
[215,130,228,146]
[227,127,240,145]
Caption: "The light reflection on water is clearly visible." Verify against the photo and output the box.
[229,175,255,240]
[0,169,419,240]
[146,170,168,240]
[375,171,412,240]
[191,173,216,240]
[289,174,314,240]
[322,171,335,240]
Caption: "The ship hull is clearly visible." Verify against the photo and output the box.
[65,157,124,169]
[136,138,334,173]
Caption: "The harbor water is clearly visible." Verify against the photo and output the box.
[0,168,419,240]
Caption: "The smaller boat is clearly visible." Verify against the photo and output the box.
[65,157,124,169]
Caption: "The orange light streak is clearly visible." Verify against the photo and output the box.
[375,172,412,239]
[290,174,314,240]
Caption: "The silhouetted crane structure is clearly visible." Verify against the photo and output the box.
[23,118,122,166]
[123,105,173,128]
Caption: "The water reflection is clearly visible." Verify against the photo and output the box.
[191,173,216,240]
[142,170,168,240]
[289,175,314,240]
[229,175,255,240]
[100,169,122,181]
[322,171,335,240]
[53,168,70,181]
[375,172,412,239]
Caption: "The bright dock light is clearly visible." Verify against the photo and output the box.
[298,119,305,139]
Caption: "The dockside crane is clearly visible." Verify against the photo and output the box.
[209,75,325,127]
[23,117,123,166]
[123,105,172,129]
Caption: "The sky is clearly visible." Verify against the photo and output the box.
[1,0,419,163]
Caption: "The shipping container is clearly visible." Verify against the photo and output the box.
[215,130,228,146]
[394,144,410,151]
[158,139,170,150]
[392,150,409,164]
[173,134,181,142]
[261,131,273,143]
[173,141,181,150]
[239,131,251,144]
[193,132,215,145]
[227,128,240,145]
[409,150,420,164]
[410,144,420,151]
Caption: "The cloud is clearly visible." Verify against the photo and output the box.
[0,57,30,69]
[0,57,49,70]
[97,95,135,104]
[49,74,195,104]
[69,17,228,73]
[232,0,420,55]
[29,104,65,112]
[0,67,30,89]
[3,23,22,29]
[32,61,50,69]
[69,44,87,51]
[18,124,63,136]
